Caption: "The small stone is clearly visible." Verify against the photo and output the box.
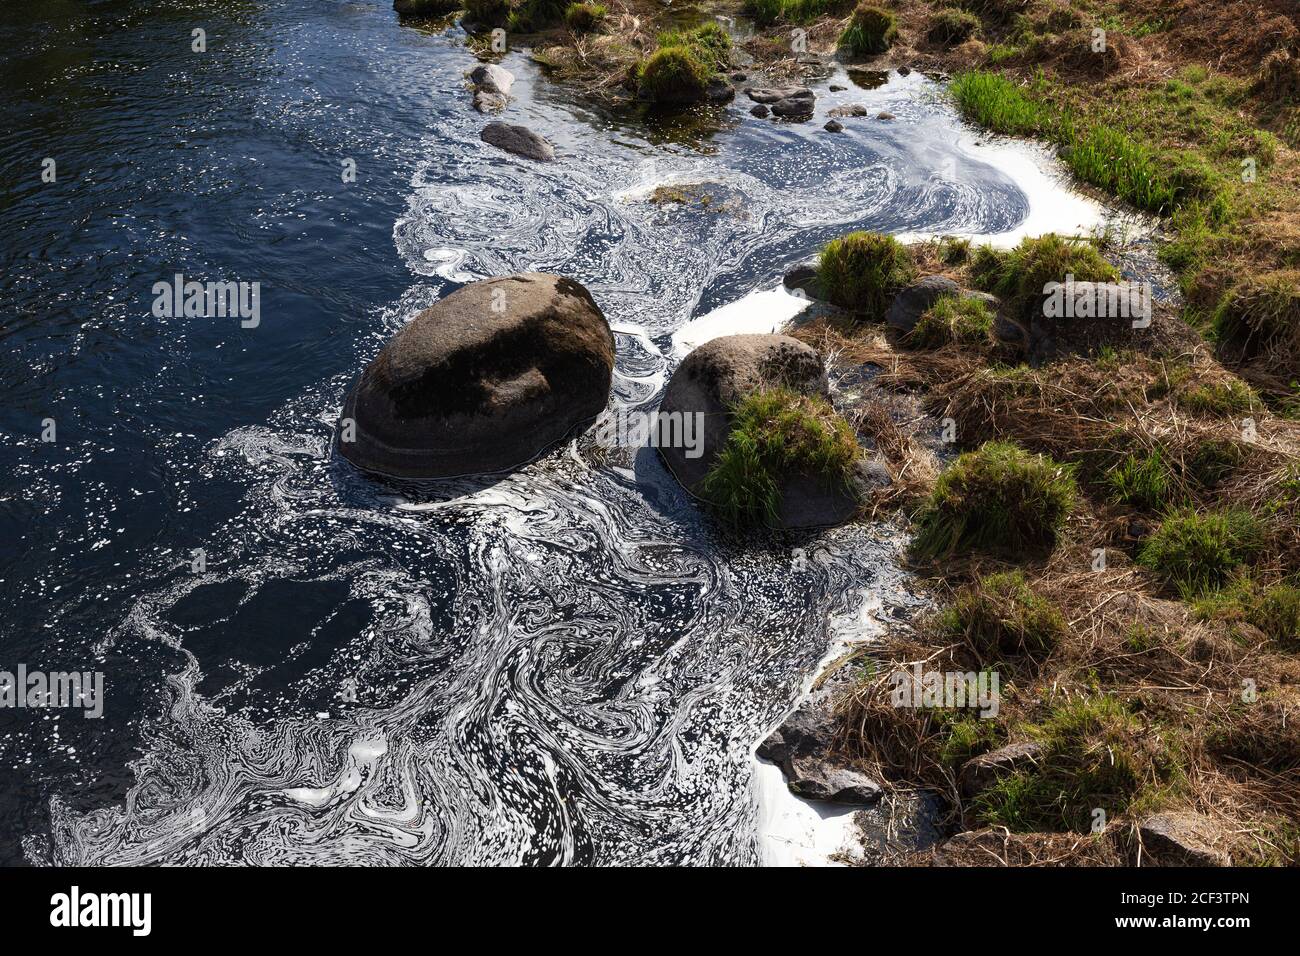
[750,104,770,118]
[829,83,846,91]
[898,66,912,76]
[829,104,868,118]
[877,111,896,120]
[1138,813,1233,867]
[824,119,843,132]
[959,742,1045,798]
[731,71,748,82]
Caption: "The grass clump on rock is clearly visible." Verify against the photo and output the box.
[1138,507,1264,597]
[816,230,916,320]
[637,23,729,104]
[937,571,1066,660]
[969,233,1118,316]
[912,441,1077,560]
[908,294,993,349]
[563,2,607,32]
[699,387,860,526]
[638,46,712,103]
[1212,270,1300,374]
[973,696,1161,833]
[838,4,899,58]
[927,8,980,45]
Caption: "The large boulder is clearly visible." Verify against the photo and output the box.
[338,274,614,479]
[659,334,863,528]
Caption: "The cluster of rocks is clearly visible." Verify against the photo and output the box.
[758,698,1236,867]
[465,63,560,163]
[746,86,816,121]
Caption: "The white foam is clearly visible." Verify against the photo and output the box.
[670,285,813,358]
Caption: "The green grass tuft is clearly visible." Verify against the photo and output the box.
[1106,450,1174,511]
[908,294,993,348]
[699,387,860,527]
[937,571,1066,660]
[912,441,1077,559]
[838,4,899,58]
[970,233,1118,317]
[1138,507,1264,597]
[816,230,916,320]
[564,1,607,32]
[974,696,1167,833]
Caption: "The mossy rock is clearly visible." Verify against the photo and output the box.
[839,4,899,58]
[659,334,872,529]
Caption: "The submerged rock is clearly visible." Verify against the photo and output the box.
[828,103,869,118]
[746,86,815,120]
[877,110,896,120]
[480,122,555,161]
[659,334,863,528]
[338,274,614,479]
[758,703,883,805]
[1137,813,1233,867]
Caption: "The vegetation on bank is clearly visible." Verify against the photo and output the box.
[699,387,861,526]
[839,4,900,58]
[791,225,1300,863]
[817,230,915,319]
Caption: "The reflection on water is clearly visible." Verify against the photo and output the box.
[1,0,1081,865]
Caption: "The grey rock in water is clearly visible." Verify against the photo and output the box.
[758,704,882,805]
[829,103,869,118]
[469,63,514,96]
[480,122,555,161]
[959,741,1045,798]
[884,275,961,334]
[705,78,736,103]
[771,95,816,120]
[473,90,507,113]
[745,85,814,104]
[898,65,912,76]
[750,104,770,118]
[829,83,846,91]
[468,63,514,112]
[877,110,896,120]
[730,71,748,82]
[824,119,844,132]
[1137,813,1233,867]
[659,334,862,528]
[339,274,614,479]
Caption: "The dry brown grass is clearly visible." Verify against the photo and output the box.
[794,236,1300,864]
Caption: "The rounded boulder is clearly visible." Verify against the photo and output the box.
[339,274,614,479]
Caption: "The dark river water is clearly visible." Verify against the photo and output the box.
[1,0,1048,864]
